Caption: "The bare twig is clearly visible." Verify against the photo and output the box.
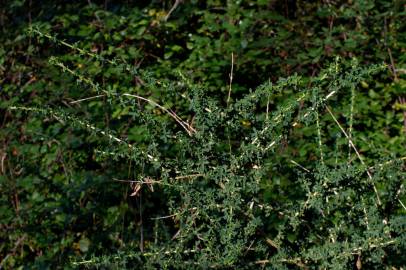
[227,52,234,106]
[164,0,182,21]
[266,91,270,120]
[326,106,382,206]
[398,199,406,211]
[368,156,406,171]
[123,93,196,136]
[315,110,324,164]
[150,213,178,220]
[113,174,203,185]
[45,56,196,136]
[174,173,204,180]
[255,258,307,268]
[290,159,310,173]
[70,94,105,104]
[348,86,355,161]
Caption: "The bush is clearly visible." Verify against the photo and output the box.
[0,1,405,269]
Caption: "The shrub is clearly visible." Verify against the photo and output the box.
[7,31,406,269]
[1,1,405,269]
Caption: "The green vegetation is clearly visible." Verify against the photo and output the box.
[0,1,405,269]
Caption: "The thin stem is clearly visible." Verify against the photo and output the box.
[348,85,355,162]
[70,94,105,104]
[315,110,324,165]
[290,159,310,173]
[227,52,234,107]
[164,0,182,21]
[326,106,381,206]
[123,93,195,136]
[49,59,196,136]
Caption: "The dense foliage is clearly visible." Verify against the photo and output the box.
[0,0,405,269]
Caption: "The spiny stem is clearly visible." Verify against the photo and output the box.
[315,110,324,165]
[348,85,355,162]
[50,58,196,136]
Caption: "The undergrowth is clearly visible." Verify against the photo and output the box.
[8,28,406,269]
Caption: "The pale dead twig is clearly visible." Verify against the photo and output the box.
[113,173,203,184]
[252,89,338,147]
[113,174,203,197]
[266,82,270,120]
[348,86,355,161]
[265,238,280,249]
[368,156,406,171]
[69,92,195,136]
[174,173,204,180]
[326,106,382,206]
[70,94,105,104]
[255,258,307,268]
[150,213,178,220]
[290,159,310,173]
[123,93,196,136]
[227,52,234,106]
[164,0,182,21]
[398,198,406,211]
[315,110,324,164]
[47,56,195,136]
